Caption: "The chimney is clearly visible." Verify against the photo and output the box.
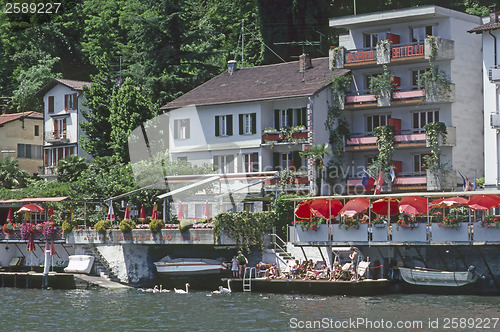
[227,60,237,75]
[299,53,312,72]
[490,5,498,23]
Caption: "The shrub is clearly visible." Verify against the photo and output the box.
[95,220,111,234]
[62,220,74,233]
[119,219,136,233]
[149,219,165,233]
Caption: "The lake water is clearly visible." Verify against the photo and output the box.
[2,287,500,331]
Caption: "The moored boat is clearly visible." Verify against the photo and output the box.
[154,256,229,275]
[398,266,478,287]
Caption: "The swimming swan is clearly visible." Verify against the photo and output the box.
[174,283,190,294]
[220,279,231,294]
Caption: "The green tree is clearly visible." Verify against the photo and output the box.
[57,155,89,182]
[300,143,331,196]
[0,157,30,189]
[109,77,154,162]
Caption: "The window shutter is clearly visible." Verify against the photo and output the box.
[251,113,256,134]
[252,152,258,172]
[54,120,58,135]
[274,110,280,130]
[174,120,179,139]
[301,107,307,128]
[64,95,68,111]
[237,154,243,173]
[185,120,190,138]
[73,93,78,110]
[287,108,293,127]
[44,150,48,167]
[26,144,32,159]
[52,150,56,166]
[215,116,220,137]
[17,144,25,158]
[227,115,233,136]
[213,156,219,171]
[48,96,54,113]
[292,151,302,171]
[273,152,280,171]
[239,114,243,135]
[63,119,67,138]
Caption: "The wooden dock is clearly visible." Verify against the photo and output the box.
[0,271,75,289]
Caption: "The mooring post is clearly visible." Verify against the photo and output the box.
[42,249,50,288]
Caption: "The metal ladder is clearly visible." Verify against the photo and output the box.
[243,267,255,292]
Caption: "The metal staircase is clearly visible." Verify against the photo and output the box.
[81,245,119,282]
[269,233,295,266]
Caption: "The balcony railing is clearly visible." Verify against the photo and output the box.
[330,37,453,69]
[344,87,427,109]
[345,130,427,150]
[45,130,70,143]
[0,227,65,241]
[262,127,309,145]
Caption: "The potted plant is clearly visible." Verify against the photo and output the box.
[376,40,392,64]
[119,219,136,233]
[369,65,395,106]
[95,220,111,235]
[396,217,418,230]
[149,218,165,233]
[372,217,387,227]
[480,215,500,228]
[294,218,321,231]
[62,220,74,234]
[340,217,360,230]
[437,216,465,229]
[2,222,14,235]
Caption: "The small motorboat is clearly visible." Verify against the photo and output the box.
[398,266,478,287]
[154,256,229,275]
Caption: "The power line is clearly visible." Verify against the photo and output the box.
[244,27,286,63]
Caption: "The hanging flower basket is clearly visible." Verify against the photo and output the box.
[295,218,321,231]
[479,216,500,228]
[42,221,56,239]
[20,223,35,240]
[340,218,360,230]
[2,222,14,234]
[396,218,418,230]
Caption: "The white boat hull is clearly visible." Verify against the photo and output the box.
[154,256,228,275]
[399,267,477,287]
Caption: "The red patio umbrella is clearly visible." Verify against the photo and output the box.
[399,196,428,216]
[429,196,468,208]
[123,204,130,220]
[339,197,370,217]
[6,207,13,222]
[467,194,500,210]
[294,200,313,219]
[18,204,44,213]
[203,201,211,219]
[177,201,185,219]
[139,205,146,222]
[371,198,399,216]
[48,206,54,219]
[106,202,115,221]
[151,203,158,220]
[310,198,343,219]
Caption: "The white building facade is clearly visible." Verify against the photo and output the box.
[35,78,92,180]
[330,5,483,192]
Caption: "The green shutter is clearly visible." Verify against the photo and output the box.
[292,151,302,171]
[251,113,256,134]
[287,108,293,127]
[215,116,220,136]
[274,110,280,130]
[227,115,233,136]
[252,152,259,172]
[239,114,243,135]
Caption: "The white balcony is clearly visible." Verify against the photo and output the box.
[45,131,70,144]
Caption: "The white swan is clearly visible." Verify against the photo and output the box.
[220,279,231,294]
[174,283,190,294]
[211,286,223,294]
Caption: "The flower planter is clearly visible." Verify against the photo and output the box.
[332,223,368,242]
[376,42,391,65]
[292,132,308,140]
[292,224,330,242]
[262,133,280,142]
[371,224,388,241]
[391,223,427,242]
[473,222,500,242]
[431,223,469,242]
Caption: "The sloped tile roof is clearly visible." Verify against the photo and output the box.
[468,21,500,33]
[161,57,350,110]
[0,111,43,126]
[34,78,91,98]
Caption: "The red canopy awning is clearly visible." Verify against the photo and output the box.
[310,198,343,219]
[467,194,500,210]
[371,198,399,216]
[295,200,313,219]
[429,196,468,208]
[399,196,428,216]
[340,198,370,217]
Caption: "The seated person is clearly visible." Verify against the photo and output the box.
[290,260,300,279]
[329,262,342,281]
[305,264,330,280]
[264,263,280,279]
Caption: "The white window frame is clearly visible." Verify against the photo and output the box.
[175,119,190,140]
[242,114,252,135]
[366,114,390,133]
[412,110,439,133]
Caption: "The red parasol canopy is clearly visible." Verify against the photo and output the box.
[177,201,184,219]
[151,203,158,220]
[123,204,130,220]
[399,196,428,216]
[139,205,146,222]
[340,197,370,217]
[18,204,44,213]
[310,198,343,219]
[467,194,500,210]
[48,206,54,217]
[203,201,211,219]
[6,207,13,222]
[371,198,399,216]
[26,234,35,252]
[429,196,468,208]
[294,200,313,219]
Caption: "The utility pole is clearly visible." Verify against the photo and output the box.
[241,19,245,68]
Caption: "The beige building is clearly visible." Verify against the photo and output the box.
[0,111,44,176]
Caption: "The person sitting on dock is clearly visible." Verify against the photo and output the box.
[305,264,330,280]
[264,263,280,279]
[290,260,300,279]
[329,262,342,281]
